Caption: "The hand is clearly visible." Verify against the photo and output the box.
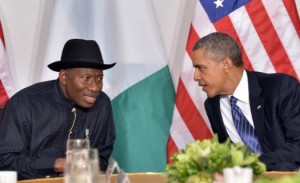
[54,158,66,173]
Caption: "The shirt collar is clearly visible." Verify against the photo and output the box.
[54,79,74,106]
[232,70,249,104]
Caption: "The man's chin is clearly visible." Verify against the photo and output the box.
[78,102,94,109]
[206,92,217,98]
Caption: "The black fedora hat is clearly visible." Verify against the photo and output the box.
[48,39,116,71]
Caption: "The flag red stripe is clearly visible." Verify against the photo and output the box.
[0,81,9,106]
[283,0,300,38]
[0,21,9,106]
[0,22,5,46]
[245,1,298,79]
[176,79,212,140]
[166,136,178,163]
[186,25,199,57]
[213,16,254,71]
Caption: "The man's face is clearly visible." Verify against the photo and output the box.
[192,48,227,98]
[60,68,103,108]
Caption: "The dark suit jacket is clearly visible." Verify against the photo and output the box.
[205,70,300,171]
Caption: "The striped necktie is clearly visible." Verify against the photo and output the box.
[230,96,263,154]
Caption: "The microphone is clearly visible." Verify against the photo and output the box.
[67,107,77,141]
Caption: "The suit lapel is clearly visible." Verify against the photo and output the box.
[247,71,265,143]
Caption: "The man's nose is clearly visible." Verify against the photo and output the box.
[193,70,201,81]
[88,79,102,92]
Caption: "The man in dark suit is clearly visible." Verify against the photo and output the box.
[192,32,300,171]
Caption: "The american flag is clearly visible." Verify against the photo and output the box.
[167,0,300,160]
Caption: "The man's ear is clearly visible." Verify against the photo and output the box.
[222,58,232,73]
[59,69,68,85]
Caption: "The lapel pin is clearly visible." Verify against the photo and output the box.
[257,105,261,109]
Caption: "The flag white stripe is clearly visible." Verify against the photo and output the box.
[0,39,15,97]
[192,2,216,38]
[262,0,300,77]
[40,0,167,99]
[230,7,276,73]
[170,106,195,150]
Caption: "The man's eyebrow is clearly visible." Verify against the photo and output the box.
[193,64,205,68]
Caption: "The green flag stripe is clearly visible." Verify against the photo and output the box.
[111,66,175,172]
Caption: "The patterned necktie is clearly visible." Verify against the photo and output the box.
[230,96,263,154]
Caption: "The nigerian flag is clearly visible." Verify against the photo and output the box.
[37,0,175,172]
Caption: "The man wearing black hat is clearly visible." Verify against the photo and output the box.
[0,39,116,180]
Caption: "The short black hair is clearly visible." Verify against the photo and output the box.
[193,32,243,67]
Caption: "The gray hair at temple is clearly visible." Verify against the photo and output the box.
[192,32,243,67]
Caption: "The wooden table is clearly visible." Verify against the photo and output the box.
[259,171,298,179]
[18,172,167,183]
[18,171,298,183]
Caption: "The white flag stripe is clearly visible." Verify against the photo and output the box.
[262,0,300,77]
[170,106,195,150]
[0,39,15,97]
[192,2,216,38]
[180,53,212,131]
[40,0,93,81]
[40,0,167,100]
[230,7,276,73]
[193,2,277,74]
[180,53,194,84]
[95,0,168,99]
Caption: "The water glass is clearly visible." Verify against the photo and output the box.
[89,148,100,174]
[66,139,90,161]
[64,149,91,183]
[64,148,101,183]
[89,148,101,183]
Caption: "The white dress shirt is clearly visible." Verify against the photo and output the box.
[220,70,256,144]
